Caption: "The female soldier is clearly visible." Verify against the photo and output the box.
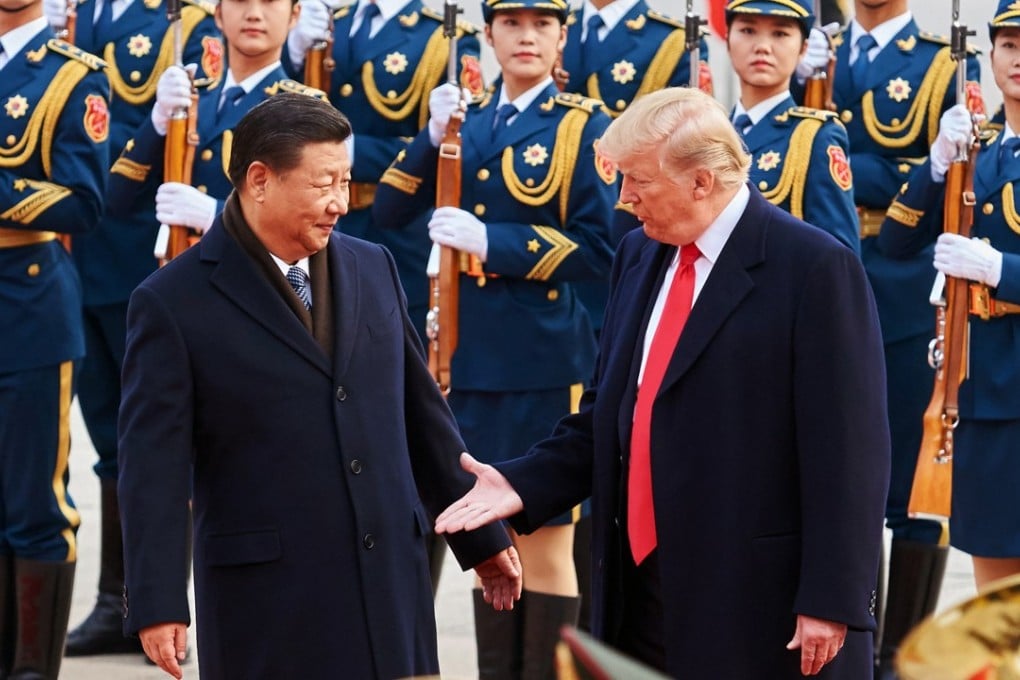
[373,0,615,677]
[725,0,859,253]
[879,0,1020,590]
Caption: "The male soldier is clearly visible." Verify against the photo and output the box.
[285,0,484,592]
[39,0,222,658]
[795,1,983,676]
[0,0,111,675]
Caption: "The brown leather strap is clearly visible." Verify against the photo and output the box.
[969,282,1020,319]
[856,206,885,239]
[0,228,58,248]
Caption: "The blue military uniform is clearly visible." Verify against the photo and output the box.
[879,129,1020,557]
[284,0,483,338]
[107,69,327,221]
[740,100,859,253]
[0,21,110,677]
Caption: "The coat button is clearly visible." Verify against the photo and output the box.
[336,386,347,401]
[363,534,375,549]
[350,459,362,474]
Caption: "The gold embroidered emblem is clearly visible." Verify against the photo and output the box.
[5,95,29,120]
[527,239,541,253]
[611,60,636,85]
[13,179,27,191]
[127,34,152,58]
[398,11,418,27]
[624,15,645,30]
[522,143,549,167]
[756,150,781,172]
[886,77,911,103]
[895,35,916,51]
[383,52,408,75]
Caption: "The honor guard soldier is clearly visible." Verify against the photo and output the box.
[373,0,615,676]
[35,0,223,659]
[794,0,984,676]
[106,0,326,245]
[879,0,1020,602]
[284,0,483,336]
[725,0,859,253]
[0,1,111,676]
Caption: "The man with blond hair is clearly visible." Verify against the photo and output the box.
[434,87,891,678]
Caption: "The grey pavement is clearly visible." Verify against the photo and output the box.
[60,400,978,679]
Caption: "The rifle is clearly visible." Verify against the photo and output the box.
[154,0,199,265]
[908,0,977,521]
[51,0,78,253]
[684,0,706,90]
[304,2,335,91]
[802,0,835,111]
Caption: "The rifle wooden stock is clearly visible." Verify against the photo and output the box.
[428,112,464,394]
[908,154,975,520]
[161,94,199,265]
[304,39,334,91]
[803,56,836,111]
[56,0,78,254]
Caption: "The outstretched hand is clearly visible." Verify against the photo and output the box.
[474,546,523,611]
[434,453,523,534]
[786,614,847,676]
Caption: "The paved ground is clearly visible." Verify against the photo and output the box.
[60,400,978,679]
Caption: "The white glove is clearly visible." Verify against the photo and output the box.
[428,206,487,261]
[43,0,68,28]
[155,182,218,233]
[930,104,973,180]
[151,65,196,136]
[795,23,838,81]
[287,0,332,68]
[933,233,1003,287]
[427,83,468,147]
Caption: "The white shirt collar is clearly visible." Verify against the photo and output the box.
[496,76,554,116]
[0,18,49,66]
[222,61,282,95]
[734,90,791,127]
[581,0,640,40]
[351,0,404,35]
[692,183,750,266]
[93,0,134,25]
[269,253,310,279]
[849,11,912,55]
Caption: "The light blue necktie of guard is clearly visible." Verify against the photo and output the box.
[286,266,312,311]
[851,33,877,90]
[350,2,380,63]
[582,14,604,71]
[491,103,517,141]
[732,113,752,137]
[216,86,245,123]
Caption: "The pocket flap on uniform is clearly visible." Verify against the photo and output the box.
[205,529,281,566]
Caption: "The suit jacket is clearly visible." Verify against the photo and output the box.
[118,206,511,678]
[498,188,890,677]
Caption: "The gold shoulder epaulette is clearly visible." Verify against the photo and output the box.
[182,0,216,15]
[266,79,328,101]
[918,30,981,53]
[46,39,106,70]
[555,92,602,114]
[788,106,839,122]
[333,2,354,19]
[647,10,682,29]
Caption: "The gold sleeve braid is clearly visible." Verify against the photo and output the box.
[110,156,151,181]
[361,26,451,128]
[1002,184,1020,236]
[103,6,208,105]
[886,200,923,227]
[0,59,91,179]
[859,46,955,149]
[760,117,823,219]
[1,180,72,224]
[583,28,685,118]
[500,108,587,226]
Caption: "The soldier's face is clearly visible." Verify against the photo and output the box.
[727,15,807,92]
[0,0,40,16]
[485,10,566,90]
[992,28,1020,104]
[215,0,298,58]
[247,141,351,262]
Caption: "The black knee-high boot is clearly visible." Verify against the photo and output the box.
[520,591,581,680]
[474,587,523,680]
[10,558,75,680]
[0,554,15,679]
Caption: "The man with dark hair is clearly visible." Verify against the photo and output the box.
[117,93,522,680]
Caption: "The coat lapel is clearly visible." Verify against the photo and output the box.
[203,223,332,377]
[863,20,919,93]
[743,98,796,152]
[105,0,161,46]
[833,33,854,104]
[3,29,51,94]
[328,235,360,379]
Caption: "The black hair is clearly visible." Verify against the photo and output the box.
[228,93,351,188]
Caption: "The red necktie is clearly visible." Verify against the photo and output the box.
[628,244,701,565]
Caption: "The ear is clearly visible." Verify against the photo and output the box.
[691,168,715,200]
[557,23,567,52]
[246,160,271,201]
[484,24,494,48]
[214,3,223,31]
[289,1,301,30]
[799,38,808,58]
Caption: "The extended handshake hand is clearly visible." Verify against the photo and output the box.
[434,453,524,534]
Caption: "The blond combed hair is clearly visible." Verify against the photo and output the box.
[598,87,751,190]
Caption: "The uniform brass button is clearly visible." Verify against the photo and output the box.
[130,70,141,82]
[27,263,40,277]
[476,276,486,288]
[350,459,362,474]
[615,99,626,111]
[547,289,559,301]
[841,110,853,123]
[336,385,347,401]
[363,534,375,549]
[898,163,911,174]
[525,178,535,187]
[758,181,769,191]
[476,168,490,181]
[5,135,14,146]
[474,204,485,216]
[387,89,397,99]
[891,118,900,126]
[197,185,207,193]
[201,149,213,161]
[983,203,994,215]
[340,83,353,96]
